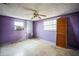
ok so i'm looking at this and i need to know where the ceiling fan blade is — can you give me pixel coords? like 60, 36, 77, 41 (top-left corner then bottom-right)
2, 3, 8, 5
23, 7, 34, 11
1, 3, 10, 5
22, 6, 36, 11
38, 16, 42, 19
39, 14, 47, 17
31, 17, 34, 19
31, 15, 36, 19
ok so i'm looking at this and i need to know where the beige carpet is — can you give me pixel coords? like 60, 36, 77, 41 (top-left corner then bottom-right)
0, 38, 79, 56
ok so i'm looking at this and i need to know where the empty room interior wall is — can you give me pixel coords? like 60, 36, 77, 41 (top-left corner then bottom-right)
0, 15, 33, 44
33, 12, 79, 49
33, 18, 57, 45
67, 12, 79, 49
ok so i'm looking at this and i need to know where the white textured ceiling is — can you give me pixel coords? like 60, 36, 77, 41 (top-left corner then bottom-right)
0, 3, 79, 21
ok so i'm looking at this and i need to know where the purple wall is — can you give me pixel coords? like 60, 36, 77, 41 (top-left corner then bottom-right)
33, 19, 56, 44
33, 12, 79, 49
0, 12, 79, 49
0, 15, 32, 44
67, 12, 79, 49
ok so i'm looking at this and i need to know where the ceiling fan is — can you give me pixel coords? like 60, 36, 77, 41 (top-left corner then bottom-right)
2, 3, 47, 19
23, 7, 47, 19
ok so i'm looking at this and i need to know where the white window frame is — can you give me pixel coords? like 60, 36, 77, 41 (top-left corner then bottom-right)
44, 19, 57, 31
14, 21, 24, 30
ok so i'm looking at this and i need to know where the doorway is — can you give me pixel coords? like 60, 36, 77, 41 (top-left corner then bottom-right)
56, 17, 67, 48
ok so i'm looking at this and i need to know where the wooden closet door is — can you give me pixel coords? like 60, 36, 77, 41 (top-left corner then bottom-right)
56, 17, 67, 48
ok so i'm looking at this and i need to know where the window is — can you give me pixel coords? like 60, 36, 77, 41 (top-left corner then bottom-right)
27, 21, 32, 33
44, 19, 57, 31
27, 21, 33, 36
14, 21, 24, 31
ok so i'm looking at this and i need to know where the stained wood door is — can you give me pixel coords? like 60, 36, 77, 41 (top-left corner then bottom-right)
56, 17, 67, 48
